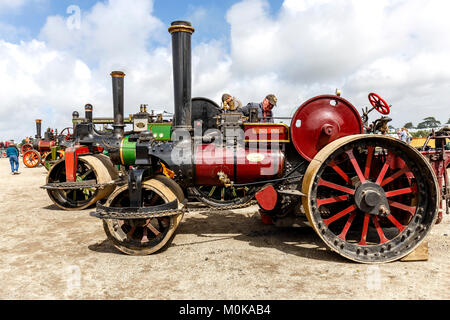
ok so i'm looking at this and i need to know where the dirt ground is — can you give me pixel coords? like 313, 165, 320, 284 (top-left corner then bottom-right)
0, 157, 449, 300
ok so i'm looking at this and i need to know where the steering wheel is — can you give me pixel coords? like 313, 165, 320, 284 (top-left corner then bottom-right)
368, 93, 390, 115
60, 127, 73, 141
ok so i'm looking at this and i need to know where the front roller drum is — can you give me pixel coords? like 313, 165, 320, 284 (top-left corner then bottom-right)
302, 134, 439, 263
46, 154, 119, 210
102, 178, 185, 255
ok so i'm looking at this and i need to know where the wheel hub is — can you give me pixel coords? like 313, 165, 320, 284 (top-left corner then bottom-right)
354, 182, 390, 216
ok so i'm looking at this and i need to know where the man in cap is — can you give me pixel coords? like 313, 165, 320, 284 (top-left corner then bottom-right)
221, 93, 242, 112
6, 143, 19, 174
239, 94, 277, 123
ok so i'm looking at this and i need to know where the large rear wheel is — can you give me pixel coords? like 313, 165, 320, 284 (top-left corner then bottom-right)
302, 134, 439, 263
23, 149, 41, 168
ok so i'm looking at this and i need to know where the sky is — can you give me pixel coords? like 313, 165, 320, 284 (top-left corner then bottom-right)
0, 0, 449, 142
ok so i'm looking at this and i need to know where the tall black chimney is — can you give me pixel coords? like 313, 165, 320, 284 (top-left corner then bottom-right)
168, 21, 194, 131
84, 104, 93, 123
35, 119, 42, 139
111, 71, 125, 138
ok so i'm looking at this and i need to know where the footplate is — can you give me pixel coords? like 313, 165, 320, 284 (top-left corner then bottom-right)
90, 200, 185, 220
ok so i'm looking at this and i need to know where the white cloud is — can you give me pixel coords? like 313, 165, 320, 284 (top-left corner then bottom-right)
224, 0, 450, 127
0, 39, 105, 141
39, 0, 165, 67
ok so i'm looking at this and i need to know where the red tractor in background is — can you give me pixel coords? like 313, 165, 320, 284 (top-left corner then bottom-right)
21, 119, 73, 169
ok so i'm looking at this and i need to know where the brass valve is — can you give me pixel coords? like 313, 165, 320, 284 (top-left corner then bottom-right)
217, 171, 233, 187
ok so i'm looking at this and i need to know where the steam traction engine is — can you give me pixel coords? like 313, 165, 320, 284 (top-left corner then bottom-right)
21, 120, 73, 169
42, 21, 445, 263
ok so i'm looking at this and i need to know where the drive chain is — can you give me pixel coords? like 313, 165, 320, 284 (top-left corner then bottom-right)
93, 199, 259, 220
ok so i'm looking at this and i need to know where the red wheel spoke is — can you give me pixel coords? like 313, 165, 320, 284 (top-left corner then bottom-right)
385, 186, 416, 198
323, 205, 357, 226
380, 167, 410, 187
345, 150, 366, 183
338, 212, 356, 240
387, 214, 406, 232
141, 224, 149, 243
364, 146, 374, 179
317, 195, 350, 207
372, 216, 389, 244
146, 221, 161, 237
358, 213, 370, 246
375, 154, 393, 185
329, 161, 353, 185
388, 200, 416, 215
318, 179, 355, 195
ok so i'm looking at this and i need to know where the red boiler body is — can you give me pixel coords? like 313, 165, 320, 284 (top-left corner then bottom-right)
194, 144, 285, 185
36, 140, 55, 152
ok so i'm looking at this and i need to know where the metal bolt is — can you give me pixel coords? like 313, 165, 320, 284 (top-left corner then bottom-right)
379, 205, 389, 217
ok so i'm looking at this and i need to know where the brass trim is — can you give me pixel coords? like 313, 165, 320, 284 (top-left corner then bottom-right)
119, 138, 124, 165
110, 71, 125, 78
168, 25, 195, 34
243, 122, 289, 129
244, 140, 290, 143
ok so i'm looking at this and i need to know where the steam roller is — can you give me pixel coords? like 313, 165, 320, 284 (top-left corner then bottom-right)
42, 19, 446, 264
45, 153, 119, 210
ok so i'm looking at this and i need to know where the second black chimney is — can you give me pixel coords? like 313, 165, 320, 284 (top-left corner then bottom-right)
111, 71, 125, 138
35, 119, 42, 139
84, 104, 93, 123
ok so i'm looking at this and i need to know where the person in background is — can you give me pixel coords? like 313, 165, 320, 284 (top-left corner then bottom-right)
405, 128, 412, 144
6, 143, 19, 174
400, 128, 412, 144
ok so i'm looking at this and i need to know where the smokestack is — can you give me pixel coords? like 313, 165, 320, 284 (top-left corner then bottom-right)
35, 119, 42, 139
111, 71, 125, 138
84, 104, 93, 123
168, 21, 194, 131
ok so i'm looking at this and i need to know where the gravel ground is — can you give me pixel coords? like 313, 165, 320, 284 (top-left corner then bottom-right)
0, 157, 449, 300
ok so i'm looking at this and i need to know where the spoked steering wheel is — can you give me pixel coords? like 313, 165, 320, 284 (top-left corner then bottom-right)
368, 93, 390, 115
60, 127, 73, 141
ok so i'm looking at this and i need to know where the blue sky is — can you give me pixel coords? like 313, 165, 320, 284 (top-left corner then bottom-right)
0, 0, 284, 45
0, 0, 449, 142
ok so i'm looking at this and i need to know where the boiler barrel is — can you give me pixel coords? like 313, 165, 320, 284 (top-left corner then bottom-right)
194, 144, 285, 185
